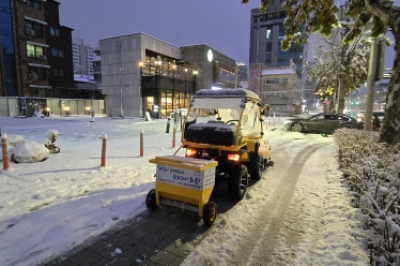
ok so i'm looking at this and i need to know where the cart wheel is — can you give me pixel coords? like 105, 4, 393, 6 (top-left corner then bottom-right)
228, 164, 248, 200
146, 189, 158, 210
251, 152, 264, 181
203, 202, 217, 227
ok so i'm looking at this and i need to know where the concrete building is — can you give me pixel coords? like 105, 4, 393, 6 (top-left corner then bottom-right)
72, 38, 94, 76
249, 1, 305, 79
260, 61, 302, 116
100, 33, 241, 118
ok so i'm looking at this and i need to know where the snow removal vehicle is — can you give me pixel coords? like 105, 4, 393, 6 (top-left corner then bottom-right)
146, 88, 272, 226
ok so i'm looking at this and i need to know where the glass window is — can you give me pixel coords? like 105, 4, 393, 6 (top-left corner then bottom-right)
35, 46, 44, 57
50, 27, 60, 36
27, 44, 35, 57
38, 88, 46, 97
266, 26, 273, 40
51, 48, 64, 58
25, 21, 43, 37
266, 42, 272, 52
28, 67, 46, 80
28, 1, 41, 10
53, 68, 65, 77
27, 44, 44, 58
266, 53, 272, 63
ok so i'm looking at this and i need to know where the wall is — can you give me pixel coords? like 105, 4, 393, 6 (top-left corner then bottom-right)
100, 33, 181, 118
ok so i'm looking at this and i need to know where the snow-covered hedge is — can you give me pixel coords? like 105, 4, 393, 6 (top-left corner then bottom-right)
334, 128, 400, 265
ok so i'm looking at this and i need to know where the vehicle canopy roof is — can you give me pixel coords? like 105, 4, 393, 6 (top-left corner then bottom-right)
190, 88, 261, 109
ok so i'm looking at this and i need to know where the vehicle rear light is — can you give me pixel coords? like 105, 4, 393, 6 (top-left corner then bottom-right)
185, 149, 197, 157
227, 153, 240, 161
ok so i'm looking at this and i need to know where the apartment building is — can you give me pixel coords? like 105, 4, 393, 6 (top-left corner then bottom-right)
249, 1, 305, 78
0, 0, 94, 116
72, 38, 94, 76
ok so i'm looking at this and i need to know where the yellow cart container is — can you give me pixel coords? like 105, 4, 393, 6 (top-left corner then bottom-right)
146, 155, 218, 226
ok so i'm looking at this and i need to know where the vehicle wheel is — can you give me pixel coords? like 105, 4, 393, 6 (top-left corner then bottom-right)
146, 189, 158, 210
291, 122, 303, 132
203, 201, 217, 227
228, 164, 248, 200
251, 152, 264, 181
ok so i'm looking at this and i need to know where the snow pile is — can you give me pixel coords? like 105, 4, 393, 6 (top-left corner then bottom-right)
12, 140, 49, 163
334, 128, 400, 265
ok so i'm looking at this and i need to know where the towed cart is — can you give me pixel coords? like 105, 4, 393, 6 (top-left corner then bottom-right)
147, 155, 218, 226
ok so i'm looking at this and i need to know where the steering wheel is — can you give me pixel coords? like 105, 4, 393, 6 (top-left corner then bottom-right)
226, 119, 239, 125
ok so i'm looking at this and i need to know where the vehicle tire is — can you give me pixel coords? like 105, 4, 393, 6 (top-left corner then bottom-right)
228, 164, 248, 200
203, 201, 217, 227
291, 122, 303, 132
251, 152, 264, 181
146, 189, 158, 210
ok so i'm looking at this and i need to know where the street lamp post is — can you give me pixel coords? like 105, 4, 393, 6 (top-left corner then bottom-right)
119, 42, 124, 118
184, 68, 187, 107
138, 61, 143, 116
193, 70, 198, 94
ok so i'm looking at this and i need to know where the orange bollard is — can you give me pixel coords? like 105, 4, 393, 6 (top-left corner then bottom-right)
2, 134, 10, 170
265, 119, 268, 130
140, 130, 144, 156
273, 117, 276, 127
268, 118, 270, 127
101, 134, 107, 167
172, 126, 176, 148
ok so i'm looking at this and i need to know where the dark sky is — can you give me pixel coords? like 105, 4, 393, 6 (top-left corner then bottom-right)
57, 0, 397, 68
56, 0, 260, 65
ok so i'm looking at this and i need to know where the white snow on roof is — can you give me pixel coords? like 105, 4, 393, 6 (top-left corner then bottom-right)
262, 68, 296, 75
74, 74, 96, 84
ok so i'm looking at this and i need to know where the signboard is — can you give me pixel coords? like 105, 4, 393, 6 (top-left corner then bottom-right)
156, 164, 215, 190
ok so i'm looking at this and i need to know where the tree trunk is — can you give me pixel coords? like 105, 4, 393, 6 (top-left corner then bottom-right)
379, 21, 400, 145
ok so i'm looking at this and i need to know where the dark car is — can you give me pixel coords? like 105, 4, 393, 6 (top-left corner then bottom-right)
357, 111, 384, 131
284, 113, 364, 134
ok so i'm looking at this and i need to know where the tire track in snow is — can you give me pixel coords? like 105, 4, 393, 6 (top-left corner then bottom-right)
227, 143, 327, 266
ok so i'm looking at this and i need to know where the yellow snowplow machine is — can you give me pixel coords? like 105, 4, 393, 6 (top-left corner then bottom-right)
145, 88, 273, 227
180, 88, 273, 200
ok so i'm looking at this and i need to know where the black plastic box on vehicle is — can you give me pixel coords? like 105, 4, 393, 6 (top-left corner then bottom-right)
185, 121, 239, 146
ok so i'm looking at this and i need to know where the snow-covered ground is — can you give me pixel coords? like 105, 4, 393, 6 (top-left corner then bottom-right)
0, 115, 369, 266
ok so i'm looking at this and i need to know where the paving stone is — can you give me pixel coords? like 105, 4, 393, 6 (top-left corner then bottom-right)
86, 240, 109, 253
119, 238, 142, 253
140, 233, 165, 247
68, 249, 103, 265
151, 250, 178, 265
169, 255, 186, 266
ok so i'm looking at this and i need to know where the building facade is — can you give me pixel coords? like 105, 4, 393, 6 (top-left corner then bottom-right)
72, 38, 94, 76
0, 0, 76, 116
260, 62, 302, 116
249, 1, 305, 79
100, 33, 240, 118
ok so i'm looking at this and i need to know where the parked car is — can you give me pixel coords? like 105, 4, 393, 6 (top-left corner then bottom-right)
284, 113, 364, 134
357, 111, 384, 131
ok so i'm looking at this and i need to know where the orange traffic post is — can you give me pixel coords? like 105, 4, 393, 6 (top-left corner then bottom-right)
273, 117, 276, 127
268, 118, 270, 127
101, 134, 107, 167
172, 126, 176, 148
2, 134, 10, 170
140, 130, 144, 156
265, 119, 269, 130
